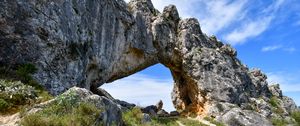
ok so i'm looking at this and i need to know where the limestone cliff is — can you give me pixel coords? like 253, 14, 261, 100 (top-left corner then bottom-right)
0, 0, 299, 125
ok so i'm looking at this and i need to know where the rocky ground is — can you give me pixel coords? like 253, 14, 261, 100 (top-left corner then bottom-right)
1, 0, 300, 125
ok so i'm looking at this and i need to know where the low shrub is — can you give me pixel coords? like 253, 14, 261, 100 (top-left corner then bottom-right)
122, 107, 144, 125
20, 102, 102, 126
16, 63, 37, 82
269, 96, 279, 108
271, 118, 289, 126
0, 79, 52, 114
0, 98, 10, 112
291, 111, 300, 126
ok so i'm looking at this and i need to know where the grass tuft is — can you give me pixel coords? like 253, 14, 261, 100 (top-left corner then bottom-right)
291, 111, 300, 126
20, 102, 102, 126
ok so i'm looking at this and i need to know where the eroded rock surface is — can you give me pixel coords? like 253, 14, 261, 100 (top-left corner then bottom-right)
1, 0, 299, 125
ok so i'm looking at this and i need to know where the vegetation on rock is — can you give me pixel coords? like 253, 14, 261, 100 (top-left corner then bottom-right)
0, 63, 52, 114
292, 111, 300, 126
204, 117, 225, 126
271, 118, 289, 126
20, 102, 102, 126
122, 107, 213, 126
0, 79, 52, 114
20, 88, 104, 126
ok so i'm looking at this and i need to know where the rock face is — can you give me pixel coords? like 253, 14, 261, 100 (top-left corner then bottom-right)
0, 0, 299, 125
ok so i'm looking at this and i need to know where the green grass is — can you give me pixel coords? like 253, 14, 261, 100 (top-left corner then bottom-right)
0, 98, 10, 112
122, 107, 145, 125
269, 96, 279, 108
204, 117, 225, 126
16, 63, 37, 82
20, 102, 102, 126
269, 96, 285, 115
271, 118, 289, 126
292, 111, 300, 126
0, 63, 53, 115
122, 107, 210, 126
0, 79, 53, 114
151, 117, 180, 126
179, 118, 208, 126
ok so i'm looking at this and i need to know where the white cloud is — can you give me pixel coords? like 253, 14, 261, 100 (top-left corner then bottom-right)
152, 0, 249, 35
224, 0, 285, 45
225, 17, 273, 45
125, 0, 286, 45
199, 0, 248, 35
125, 0, 248, 35
267, 72, 300, 92
284, 47, 296, 53
261, 45, 296, 52
261, 45, 282, 52
101, 74, 175, 112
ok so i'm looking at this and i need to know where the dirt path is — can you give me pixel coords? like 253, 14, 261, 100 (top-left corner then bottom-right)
0, 113, 20, 126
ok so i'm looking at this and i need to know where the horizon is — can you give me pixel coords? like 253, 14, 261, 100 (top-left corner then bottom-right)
102, 0, 300, 112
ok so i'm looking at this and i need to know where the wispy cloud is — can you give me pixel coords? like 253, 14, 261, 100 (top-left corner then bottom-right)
194, 0, 248, 35
262, 45, 282, 52
261, 45, 296, 52
294, 20, 300, 26
224, 0, 285, 45
101, 74, 175, 112
225, 17, 273, 45
284, 47, 296, 52
267, 72, 300, 92
125, 0, 247, 35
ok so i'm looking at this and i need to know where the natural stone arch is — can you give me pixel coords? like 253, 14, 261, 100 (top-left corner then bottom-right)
0, 0, 270, 117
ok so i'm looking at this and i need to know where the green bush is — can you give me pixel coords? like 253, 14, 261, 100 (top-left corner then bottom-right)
16, 63, 37, 82
292, 111, 300, 126
36, 90, 53, 103
0, 79, 52, 114
122, 107, 144, 125
20, 102, 102, 126
269, 96, 279, 108
0, 98, 10, 112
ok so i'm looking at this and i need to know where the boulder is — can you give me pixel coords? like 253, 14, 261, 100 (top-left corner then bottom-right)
142, 105, 158, 116
156, 100, 163, 111
114, 99, 136, 111
216, 108, 272, 126
170, 111, 180, 116
24, 87, 123, 126
157, 109, 170, 117
141, 113, 152, 124
268, 84, 283, 98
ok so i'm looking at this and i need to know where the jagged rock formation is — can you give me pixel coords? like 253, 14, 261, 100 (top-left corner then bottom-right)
0, 0, 299, 125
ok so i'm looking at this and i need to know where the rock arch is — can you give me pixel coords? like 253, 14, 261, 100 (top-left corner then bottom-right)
0, 0, 271, 116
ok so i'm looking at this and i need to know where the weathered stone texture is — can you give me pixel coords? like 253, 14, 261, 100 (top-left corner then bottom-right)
1, 0, 299, 125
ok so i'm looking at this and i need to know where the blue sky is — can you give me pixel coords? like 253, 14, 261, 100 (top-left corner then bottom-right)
102, 0, 300, 112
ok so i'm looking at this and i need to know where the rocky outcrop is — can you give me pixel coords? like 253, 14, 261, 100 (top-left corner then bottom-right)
1, 0, 299, 125
23, 87, 123, 126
